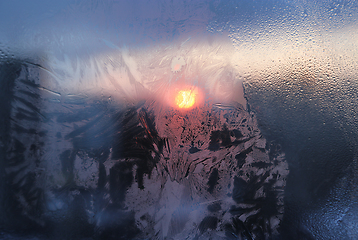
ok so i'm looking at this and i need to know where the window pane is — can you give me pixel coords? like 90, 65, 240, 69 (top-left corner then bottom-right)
0, 1, 357, 239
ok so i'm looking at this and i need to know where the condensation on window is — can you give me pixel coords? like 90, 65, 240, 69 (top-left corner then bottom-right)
0, 1, 358, 239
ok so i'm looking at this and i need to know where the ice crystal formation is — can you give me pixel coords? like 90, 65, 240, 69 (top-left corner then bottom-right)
3, 63, 288, 239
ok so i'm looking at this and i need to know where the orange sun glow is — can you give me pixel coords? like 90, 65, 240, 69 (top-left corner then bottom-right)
175, 90, 196, 109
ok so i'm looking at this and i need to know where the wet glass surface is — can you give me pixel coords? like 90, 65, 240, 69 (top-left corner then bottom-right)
1, 1, 358, 239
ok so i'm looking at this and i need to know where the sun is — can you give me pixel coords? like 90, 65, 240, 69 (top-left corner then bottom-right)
175, 90, 196, 109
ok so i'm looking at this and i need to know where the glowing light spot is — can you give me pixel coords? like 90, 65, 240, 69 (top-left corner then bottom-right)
175, 90, 196, 109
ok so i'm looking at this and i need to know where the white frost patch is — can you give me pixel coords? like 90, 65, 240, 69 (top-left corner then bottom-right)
255, 137, 266, 149
73, 154, 99, 189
